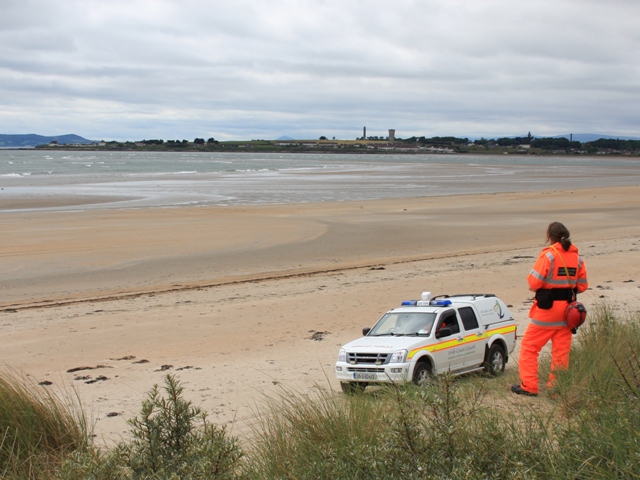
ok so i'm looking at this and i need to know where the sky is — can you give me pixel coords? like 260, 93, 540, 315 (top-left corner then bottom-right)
1, 0, 639, 142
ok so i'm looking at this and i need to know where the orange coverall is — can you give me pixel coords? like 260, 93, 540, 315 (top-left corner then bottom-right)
518, 242, 588, 394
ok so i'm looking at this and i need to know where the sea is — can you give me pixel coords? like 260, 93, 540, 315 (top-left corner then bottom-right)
1, 149, 640, 212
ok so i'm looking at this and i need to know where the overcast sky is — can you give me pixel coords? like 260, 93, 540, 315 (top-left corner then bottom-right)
1, 0, 639, 141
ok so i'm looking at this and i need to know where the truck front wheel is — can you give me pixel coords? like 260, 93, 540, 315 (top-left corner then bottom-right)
484, 344, 506, 375
412, 362, 432, 386
340, 382, 367, 394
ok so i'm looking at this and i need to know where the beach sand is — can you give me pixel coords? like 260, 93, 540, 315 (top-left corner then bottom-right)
1, 185, 639, 445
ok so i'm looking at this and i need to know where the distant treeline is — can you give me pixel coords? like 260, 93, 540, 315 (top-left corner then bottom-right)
139, 138, 218, 146
401, 135, 640, 153
32, 134, 640, 155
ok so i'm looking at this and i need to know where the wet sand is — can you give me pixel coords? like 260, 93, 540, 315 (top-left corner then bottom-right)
1, 185, 639, 444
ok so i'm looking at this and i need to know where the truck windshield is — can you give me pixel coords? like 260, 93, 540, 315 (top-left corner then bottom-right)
368, 312, 437, 336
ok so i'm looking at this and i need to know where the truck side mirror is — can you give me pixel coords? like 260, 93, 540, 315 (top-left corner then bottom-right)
363, 327, 371, 336
436, 326, 452, 339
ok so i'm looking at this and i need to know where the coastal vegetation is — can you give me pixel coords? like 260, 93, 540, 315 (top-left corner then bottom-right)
0, 370, 87, 479
30, 136, 640, 156
2, 303, 640, 478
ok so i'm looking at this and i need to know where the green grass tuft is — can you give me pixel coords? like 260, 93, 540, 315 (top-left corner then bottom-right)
0, 370, 87, 479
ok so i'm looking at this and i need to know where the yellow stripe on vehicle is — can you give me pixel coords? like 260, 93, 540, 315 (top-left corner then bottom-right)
407, 324, 516, 360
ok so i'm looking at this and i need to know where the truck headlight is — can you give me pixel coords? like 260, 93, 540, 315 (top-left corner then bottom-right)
338, 349, 346, 362
389, 349, 407, 363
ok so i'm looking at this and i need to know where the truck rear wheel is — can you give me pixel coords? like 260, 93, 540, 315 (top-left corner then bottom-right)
412, 362, 432, 386
340, 382, 366, 394
484, 344, 505, 375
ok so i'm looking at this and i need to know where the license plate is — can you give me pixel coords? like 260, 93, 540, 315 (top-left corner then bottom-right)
353, 372, 377, 381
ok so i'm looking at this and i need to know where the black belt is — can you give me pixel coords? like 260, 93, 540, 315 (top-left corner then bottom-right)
536, 288, 575, 302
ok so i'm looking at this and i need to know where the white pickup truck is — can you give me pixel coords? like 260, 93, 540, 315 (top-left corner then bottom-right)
335, 293, 517, 393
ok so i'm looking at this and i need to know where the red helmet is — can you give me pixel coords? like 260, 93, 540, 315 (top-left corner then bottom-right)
566, 302, 587, 330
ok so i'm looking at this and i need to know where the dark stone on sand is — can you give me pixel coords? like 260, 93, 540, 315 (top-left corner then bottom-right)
67, 366, 93, 373
133, 359, 150, 364
310, 331, 330, 341
38, 380, 53, 386
85, 376, 108, 384
106, 412, 120, 417
67, 364, 111, 373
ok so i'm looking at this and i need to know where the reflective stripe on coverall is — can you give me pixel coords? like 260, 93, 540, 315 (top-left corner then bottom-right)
518, 242, 588, 394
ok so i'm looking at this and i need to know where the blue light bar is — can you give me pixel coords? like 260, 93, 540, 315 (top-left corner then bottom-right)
401, 300, 418, 306
430, 299, 452, 306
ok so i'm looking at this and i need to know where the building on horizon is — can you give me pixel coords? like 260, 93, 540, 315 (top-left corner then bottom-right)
388, 129, 395, 142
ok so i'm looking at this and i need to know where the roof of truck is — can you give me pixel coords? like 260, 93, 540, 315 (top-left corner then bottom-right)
397, 293, 497, 308
389, 293, 511, 324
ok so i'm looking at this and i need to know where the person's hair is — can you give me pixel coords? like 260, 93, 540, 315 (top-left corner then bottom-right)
547, 222, 572, 251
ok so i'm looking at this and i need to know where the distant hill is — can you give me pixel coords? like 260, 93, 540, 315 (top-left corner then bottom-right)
276, 135, 295, 141
0, 134, 96, 148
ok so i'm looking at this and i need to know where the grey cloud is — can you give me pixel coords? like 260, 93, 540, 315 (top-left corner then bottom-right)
0, 0, 639, 140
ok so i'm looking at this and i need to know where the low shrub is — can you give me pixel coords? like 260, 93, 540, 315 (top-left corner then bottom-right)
59, 374, 243, 479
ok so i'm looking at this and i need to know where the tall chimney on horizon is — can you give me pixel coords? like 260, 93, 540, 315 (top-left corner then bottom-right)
363, 126, 366, 140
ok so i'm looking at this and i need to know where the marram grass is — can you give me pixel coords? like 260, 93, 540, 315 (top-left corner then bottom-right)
0, 370, 87, 479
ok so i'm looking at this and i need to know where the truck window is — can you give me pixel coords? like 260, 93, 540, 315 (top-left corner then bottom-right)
369, 312, 436, 336
459, 307, 480, 330
438, 311, 460, 334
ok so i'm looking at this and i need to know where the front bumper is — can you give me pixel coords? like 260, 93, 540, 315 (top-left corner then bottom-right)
335, 362, 410, 383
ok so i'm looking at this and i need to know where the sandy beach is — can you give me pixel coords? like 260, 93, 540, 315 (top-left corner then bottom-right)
1, 185, 639, 445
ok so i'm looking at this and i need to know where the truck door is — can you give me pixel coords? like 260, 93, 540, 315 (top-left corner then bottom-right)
434, 310, 465, 373
458, 306, 486, 367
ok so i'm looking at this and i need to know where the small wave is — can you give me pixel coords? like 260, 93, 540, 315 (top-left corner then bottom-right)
232, 168, 273, 173
123, 171, 199, 177
1, 172, 31, 177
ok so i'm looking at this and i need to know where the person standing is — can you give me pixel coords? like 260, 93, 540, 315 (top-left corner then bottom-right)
511, 222, 588, 396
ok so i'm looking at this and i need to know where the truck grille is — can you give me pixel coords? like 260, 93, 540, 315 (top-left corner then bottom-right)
347, 352, 390, 365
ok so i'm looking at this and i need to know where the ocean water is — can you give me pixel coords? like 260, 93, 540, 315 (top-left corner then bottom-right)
1, 150, 639, 212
